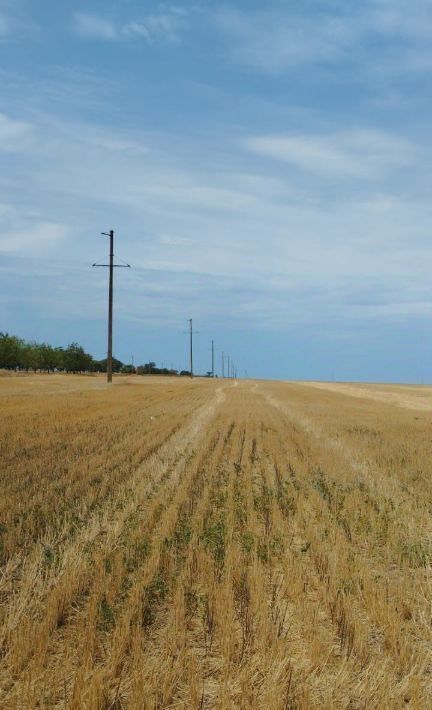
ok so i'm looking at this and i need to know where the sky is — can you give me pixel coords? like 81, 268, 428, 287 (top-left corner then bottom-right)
1, 0, 432, 381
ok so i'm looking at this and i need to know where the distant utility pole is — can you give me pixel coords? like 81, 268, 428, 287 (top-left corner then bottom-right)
211, 339, 214, 377
227, 355, 230, 378
184, 319, 198, 378
93, 229, 130, 383
222, 351, 225, 378
189, 319, 193, 377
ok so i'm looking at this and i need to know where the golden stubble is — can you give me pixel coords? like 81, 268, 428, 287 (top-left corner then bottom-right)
0, 373, 431, 708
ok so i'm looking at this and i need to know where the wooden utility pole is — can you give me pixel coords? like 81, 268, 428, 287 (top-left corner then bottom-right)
93, 230, 130, 383
211, 339, 214, 377
189, 319, 193, 377
183, 319, 199, 377
107, 230, 114, 383
222, 351, 225, 378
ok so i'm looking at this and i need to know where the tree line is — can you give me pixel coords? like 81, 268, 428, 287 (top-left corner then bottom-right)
0, 333, 190, 376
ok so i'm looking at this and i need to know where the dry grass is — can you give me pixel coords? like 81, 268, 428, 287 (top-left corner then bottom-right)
1, 374, 432, 708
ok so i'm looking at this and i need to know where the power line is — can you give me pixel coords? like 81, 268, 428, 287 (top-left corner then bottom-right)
92, 229, 130, 384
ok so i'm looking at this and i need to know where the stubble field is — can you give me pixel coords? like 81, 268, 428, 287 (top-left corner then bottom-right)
1, 374, 432, 709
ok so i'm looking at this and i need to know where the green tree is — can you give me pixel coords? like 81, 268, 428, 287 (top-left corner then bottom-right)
121, 364, 135, 374
22, 343, 41, 371
94, 357, 123, 373
0, 333, 24, 369
63, 343, 93, 372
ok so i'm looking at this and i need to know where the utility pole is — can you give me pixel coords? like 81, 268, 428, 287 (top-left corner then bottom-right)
222, 351, 225, 378
227, 355, 230, 378
183, 319, 198, 377
92, 230, 130, 383
189, 319, 193, 377
211, 339, 214, 377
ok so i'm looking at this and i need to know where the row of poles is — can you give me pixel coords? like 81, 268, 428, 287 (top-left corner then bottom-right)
93, 230, 238, 383
188, 320, 237, 379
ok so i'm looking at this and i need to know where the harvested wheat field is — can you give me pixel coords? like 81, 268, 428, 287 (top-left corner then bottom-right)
1, 374, 432, 709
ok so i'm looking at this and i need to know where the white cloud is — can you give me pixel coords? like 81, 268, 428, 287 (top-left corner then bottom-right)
133, 180, 258, 211
0, 203, 13, 218
0, 13, 9, 36
159, 235, 195, 246
369, 0, 432, 40
0, 222, 68, 255
73, 8, 188, 44
73, 12, 117, 40
244, 130, 416, 179
0, 108, 431, 330
80, 132, 149, 156
213, 6, 355, 73
213, 2, 432, 74
0, 112, 34, 151
123, 8, 188, 44
0, 2, 41, 39
24, 112, 150, 157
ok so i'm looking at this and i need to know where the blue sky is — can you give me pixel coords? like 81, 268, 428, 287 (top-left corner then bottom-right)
1, 0, 432, 381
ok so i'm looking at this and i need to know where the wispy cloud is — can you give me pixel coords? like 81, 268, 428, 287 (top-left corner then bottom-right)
212, 6, 355, 73
123, 7, 188, 45
1, 119, 432, 345
368, 0, 432, 40
159, 235, 195, 247
0, 13, 10, 37
73, 12, 116, 40
244, 130, 416, 180
0, 112, 34, 151
213, 1, 432, 74
73, 8, 188, 44
75, 125, 150, 156
0, 3, 41, 41
0, 220, 69, 255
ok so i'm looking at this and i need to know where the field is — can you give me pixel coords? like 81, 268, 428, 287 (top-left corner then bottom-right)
1, 374, 432, 709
